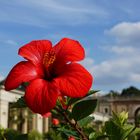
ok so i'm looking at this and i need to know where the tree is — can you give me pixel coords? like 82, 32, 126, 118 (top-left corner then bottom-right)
121, 86, 140, 97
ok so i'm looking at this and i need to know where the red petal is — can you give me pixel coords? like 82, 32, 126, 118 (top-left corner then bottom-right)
18, 40, 52, 65
42, 112, 52, 118
25, 79, 59, 115
53, 38, 85, 63
54, 63, 93, 98
5, 61, 43, 90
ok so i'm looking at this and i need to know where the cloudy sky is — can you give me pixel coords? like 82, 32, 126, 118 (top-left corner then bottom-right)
0, 0, 140, 93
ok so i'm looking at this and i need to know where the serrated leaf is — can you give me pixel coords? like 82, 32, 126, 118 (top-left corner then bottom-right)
11, 96, 27, 108
71, 99, 97, 121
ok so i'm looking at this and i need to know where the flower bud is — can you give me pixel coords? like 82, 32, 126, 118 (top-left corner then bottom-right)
68, 136, 76, 140
52, 118, 60, 125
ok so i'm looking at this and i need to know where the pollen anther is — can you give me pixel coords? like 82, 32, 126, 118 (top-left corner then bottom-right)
43, 51, 56, 67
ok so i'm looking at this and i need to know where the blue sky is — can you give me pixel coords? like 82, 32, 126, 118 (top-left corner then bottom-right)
0, 0, 140, 93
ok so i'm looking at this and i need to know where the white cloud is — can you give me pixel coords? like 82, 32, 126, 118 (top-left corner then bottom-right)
94, 56, 140, 84
81, 57, 94, 71
0, 0, 108, 27
102, 45, 139, 55
130, 74, 140, 82
110, 46, 135, 54
82, 54, 140, 88
82, 22, 140, 91
105, 22, 140, 46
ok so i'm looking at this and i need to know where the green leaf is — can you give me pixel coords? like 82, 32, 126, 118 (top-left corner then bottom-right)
89, 132, 96, 140
67, 90, 99, 107
89, 132, 108, 140
4, 129, 19, 140
11, 96, 27, 108
112, 111, 128, 126
57, 128, 79, 139
121, 125, 135, 140
104, 112, 136, 140
71, 99, 97, 121
67, 98, 81, 106
15, 134, 28, 140
104, 121, 121, 140
104, 121, 134, 140
86, 90, 99, 97
78, 116, 94, 127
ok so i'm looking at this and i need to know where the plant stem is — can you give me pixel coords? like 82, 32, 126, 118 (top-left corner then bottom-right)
55, 107, 89, 140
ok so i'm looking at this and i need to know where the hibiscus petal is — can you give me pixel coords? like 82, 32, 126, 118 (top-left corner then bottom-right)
5, 61, 43, 90
54, 63, 93, 98
42, 112, 52, 118
53, 38, 85, 63
25, 79, 59, 115
18, 40, 52, 65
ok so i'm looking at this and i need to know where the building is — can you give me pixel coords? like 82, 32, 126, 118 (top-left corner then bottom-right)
0, 81, 49, 133
96, 96, 140, 123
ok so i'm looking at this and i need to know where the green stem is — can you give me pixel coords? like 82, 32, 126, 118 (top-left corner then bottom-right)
55, 107, 89, 140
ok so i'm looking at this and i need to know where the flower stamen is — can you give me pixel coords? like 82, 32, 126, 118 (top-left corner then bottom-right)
43, 51, 56, 67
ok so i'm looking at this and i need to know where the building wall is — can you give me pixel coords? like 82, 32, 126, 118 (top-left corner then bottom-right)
0, 86, 49, 133
97, 97, 140, 123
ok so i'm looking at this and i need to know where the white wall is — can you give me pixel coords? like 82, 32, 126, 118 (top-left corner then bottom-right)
0, 86, 23, 128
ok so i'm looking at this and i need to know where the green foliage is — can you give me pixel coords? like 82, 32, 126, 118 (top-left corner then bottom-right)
112, 111, 128, 126
28, 130, 43, 140
44, 129, 64, 140
57, 127, 79, 139
1, 89, 140, 140
71, 99, 97, 121
78, 116, 94, 127
89, 132, 108, 140
11, 96, 27, 108
86, 111, 140, 140
103, 111, 135, 140
87, 90, 100, 97
0, 128, 19, 140
105, 90, 120, 97
15, 134, 28, 140
128, 128, 140, 140
105, 86, 140, 97
0, 128, 43, 140
121, 86, 140, 97
67, 90, 98, 107
0, 127, 5, 140
67, 97, 81, 107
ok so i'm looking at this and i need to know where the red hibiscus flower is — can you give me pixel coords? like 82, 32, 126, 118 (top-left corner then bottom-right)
5, 38, 93, 115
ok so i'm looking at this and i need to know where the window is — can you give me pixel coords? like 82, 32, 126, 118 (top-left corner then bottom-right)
104, 108, 108, 114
